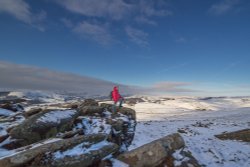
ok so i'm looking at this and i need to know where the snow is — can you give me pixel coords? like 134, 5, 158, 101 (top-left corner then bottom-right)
128, 96, 250, 167
1, 93, 250, 166
0, 138, 62, 159
8, 91, 65, 103
36, 110, 77, 124
7, 92, 25, 98
111, 158, 129, 167
0, 108, 14, 117
0, 148, 15, 158
81, 117, 112, 135
54, 140, 111, 159
117, 114, 130, 122
173, 149, 190, 166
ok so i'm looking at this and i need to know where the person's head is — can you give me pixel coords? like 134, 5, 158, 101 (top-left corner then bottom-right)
113, 86, 118, 91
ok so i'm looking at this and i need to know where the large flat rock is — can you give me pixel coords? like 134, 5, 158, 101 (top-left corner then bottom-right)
9, 110, 79, 146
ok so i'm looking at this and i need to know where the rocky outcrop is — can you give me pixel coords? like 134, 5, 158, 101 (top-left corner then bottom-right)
107, 114, 136, 151
0, 134, 108, 167
76, 102, 136, 152
118, 133, 185, 167
215, 129, 250, 142
0, 98, 137, 167
9, 110, 79, 146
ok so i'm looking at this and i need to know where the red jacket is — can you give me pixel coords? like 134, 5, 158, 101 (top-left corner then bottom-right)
112, 86, 121, 103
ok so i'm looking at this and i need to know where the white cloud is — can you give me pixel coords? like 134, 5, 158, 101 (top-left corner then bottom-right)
209, 0, 240, 15
0, 0, 46, 31
0, 61, 200, 96
134, 16, 157, 26
57, 0, 132, 20
56, 0, 172, 46
0, 61, 137, 96
61, 18, 74, 28
57, 0, 171, 21
73, 21, 113, 45
138, 0, 172, 17
125, 26, 148, 47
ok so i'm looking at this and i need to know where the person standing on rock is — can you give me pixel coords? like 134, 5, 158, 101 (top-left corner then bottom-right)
111, 86, 123, 113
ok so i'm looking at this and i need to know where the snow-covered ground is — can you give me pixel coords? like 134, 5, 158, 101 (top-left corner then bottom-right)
1, 92, 250, 166
128, 96, 250, 167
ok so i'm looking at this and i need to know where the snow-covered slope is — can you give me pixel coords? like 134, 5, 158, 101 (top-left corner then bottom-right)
128, 96, 250, 167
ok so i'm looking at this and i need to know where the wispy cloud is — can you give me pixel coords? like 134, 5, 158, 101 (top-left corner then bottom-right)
134, 16, 157, 26
175, 37, 187, 43
160, 62, 189, 73
56, 0, 171, 46
150, 82, 194, 93
60, 18, 74, 28
0, 0, 46, 31
73, 21, 113, 45
209, 0, 241, 15
57, 0, 132, 20
125, 26, 149, 47
134, 81, 198, 95
138, 0, 172, 17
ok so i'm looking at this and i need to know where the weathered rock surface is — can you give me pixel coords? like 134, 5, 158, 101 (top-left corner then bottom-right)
0, 98, 27, 105
118, 133, 185, 167
0, 103, 24, 112
158, 149, 201, 167
99, 103, 113, 111
24, 108, 43, 118
215, 129, 250, 142
9, 110, 79, 146
79, 99, 99, 107
34, 142, 119, 167
118, 107, 136, 120
0, 134, 107, 167
0, 134, 9, 143
44, 102, 80, 109
106, 114, 136, 150
78, 106, 104, 116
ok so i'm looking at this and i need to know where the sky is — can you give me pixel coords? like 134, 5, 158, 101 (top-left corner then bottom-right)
0, 0, 250, 96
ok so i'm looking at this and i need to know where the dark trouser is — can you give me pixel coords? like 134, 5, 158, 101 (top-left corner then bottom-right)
113, 98, 123, 113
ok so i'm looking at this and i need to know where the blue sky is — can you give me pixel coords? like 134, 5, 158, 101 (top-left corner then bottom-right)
0, 0, 250, 95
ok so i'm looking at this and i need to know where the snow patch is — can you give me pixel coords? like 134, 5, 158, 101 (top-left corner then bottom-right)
0, 108, 14, 117
82, 117, 111, 135
36, 110, 77, 124
54, 141, 111, 159
111, 158, 129, 167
